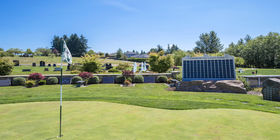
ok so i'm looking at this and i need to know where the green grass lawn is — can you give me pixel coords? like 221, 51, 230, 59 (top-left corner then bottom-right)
236, 68, 280, 76
11, 65, 71, 75
1, 101, 280, 140
1, 84, 280, 114
5, 56, 134, 65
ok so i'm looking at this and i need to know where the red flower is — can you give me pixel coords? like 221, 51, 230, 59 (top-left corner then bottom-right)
28, 73, 45, 80
79, 72, 93, 79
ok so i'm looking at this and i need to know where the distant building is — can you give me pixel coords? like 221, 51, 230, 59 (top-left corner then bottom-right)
182, 54, 236, 81
129, 54, 149, 58
124, 51, 137, 58
124, 51, 149, 58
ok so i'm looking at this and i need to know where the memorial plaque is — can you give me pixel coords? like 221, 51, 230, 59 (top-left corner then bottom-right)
144, 76, 155, 83
40, 61, 45, 67
54, 68, 61, 71
22, 69, 31, 72
61, 77, 72, 84
102, 77, 114, 84
0, 79, 11, 86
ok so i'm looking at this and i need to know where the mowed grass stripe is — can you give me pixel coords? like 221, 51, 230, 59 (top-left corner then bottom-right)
0, 101, 280, 140
1, 84, 280, 114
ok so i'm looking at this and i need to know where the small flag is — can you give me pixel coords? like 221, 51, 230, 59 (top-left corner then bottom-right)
62, 41, 72, 64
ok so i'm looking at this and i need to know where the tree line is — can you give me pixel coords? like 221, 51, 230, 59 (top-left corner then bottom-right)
1, 31, 280, 68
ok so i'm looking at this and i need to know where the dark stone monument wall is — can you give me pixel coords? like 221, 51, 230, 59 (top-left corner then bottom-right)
0, 73, 175, 86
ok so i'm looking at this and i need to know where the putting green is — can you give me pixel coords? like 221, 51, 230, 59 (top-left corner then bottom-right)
1, 101, 280, 140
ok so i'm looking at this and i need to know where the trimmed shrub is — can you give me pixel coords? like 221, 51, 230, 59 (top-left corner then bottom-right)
28, 73, 45, 80
81, 54, 101, 73
122, 70, 134, 76
88, 76, 99, 84
133, 75, 144, 83
116, 63, 130, 71
47, 77, 58, 85
149, 53, 174, 73
126, 77, 132, 83
25, 80, 36, 88
71, 76, 83, 84
38, 80, 46, 85
12, 77, 26, 86
0, 58, 13, 75
115, 75, 125, 84
174, 74, 182, 81
157, 76, 168, 83
79, 72, 93, 80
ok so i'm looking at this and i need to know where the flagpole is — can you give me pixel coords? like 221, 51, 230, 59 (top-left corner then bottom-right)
59, 41, 63, 137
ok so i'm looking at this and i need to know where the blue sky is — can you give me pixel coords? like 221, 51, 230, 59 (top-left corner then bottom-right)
0, 0, 279, 53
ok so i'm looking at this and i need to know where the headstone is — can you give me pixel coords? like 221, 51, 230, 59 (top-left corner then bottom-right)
48, 64, 51, 67
105, 63, 113, 70
13, 60, 19, 66
144, 76, 155, 83
32, 63, 36, 67
54, 68, 61, 71
262, 78, 280, 101
44, 68, 49, 71
40, 61, 45, 67
0, 78, 11, 86
61, 77, 72, 84
67, 64, 71, 71
22, 69, 31, 72
102, 77, 114, 84
53, 64, 56, 67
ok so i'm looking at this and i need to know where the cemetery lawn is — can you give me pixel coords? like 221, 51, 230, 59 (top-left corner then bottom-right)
1, 101, 280, 140
236, 68, 280, 76
1, 84, 280, 114
5, 56, 134, 65
11, 65, 71, 75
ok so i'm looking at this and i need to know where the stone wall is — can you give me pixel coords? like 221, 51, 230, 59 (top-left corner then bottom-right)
0, 72, 176, 86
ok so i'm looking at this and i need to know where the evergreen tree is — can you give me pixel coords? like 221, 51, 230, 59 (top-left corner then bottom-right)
116, 48, 123, 59
194, 31, 223, 53
51, 34, 89, 57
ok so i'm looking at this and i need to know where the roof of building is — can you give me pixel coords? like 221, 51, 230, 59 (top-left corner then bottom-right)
130, 54, 149, 58
183, 54, 234, 60
124, 51, 137, 55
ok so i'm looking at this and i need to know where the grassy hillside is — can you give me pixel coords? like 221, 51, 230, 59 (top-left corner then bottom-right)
4, 56, 134, 65
1, 101, 280, 140
1, 84, 280, 114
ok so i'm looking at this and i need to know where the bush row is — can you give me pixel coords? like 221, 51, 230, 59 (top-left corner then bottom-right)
11, 73, 169, 87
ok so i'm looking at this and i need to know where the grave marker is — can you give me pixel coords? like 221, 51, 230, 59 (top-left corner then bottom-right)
61, 77, 72, 84
102, 77, 114, 84
40, 61, 45, 67
144, 76, 155, 83
0, 78, 11, 86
